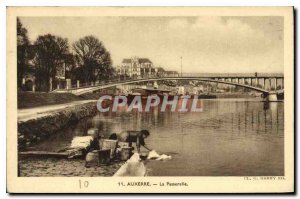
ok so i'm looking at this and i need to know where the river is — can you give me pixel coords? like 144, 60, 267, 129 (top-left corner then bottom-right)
32, 98, 284, 176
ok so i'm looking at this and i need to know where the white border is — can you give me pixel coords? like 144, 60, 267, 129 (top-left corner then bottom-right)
1, 0, 298, 198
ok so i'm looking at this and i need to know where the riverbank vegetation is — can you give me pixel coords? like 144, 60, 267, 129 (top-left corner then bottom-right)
18, 92, 99, 109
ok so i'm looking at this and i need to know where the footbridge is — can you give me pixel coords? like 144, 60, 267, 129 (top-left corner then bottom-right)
53, 74, 284, 101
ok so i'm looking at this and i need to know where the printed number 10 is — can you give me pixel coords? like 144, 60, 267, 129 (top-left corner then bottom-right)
79, 180, 89, 189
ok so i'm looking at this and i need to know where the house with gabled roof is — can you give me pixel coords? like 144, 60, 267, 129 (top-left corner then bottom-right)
120, 57, 155, 78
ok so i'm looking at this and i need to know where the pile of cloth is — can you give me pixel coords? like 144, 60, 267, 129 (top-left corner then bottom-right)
113, 153, 146, 176
70, 136, 93, 148
147, 150, 172, 161
67, 136, 93, 158
113, 151, 172, 176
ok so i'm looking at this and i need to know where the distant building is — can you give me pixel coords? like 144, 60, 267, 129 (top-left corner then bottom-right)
19, 48, 73, 91
119, 57, 155, 78
21, 60, 36, 91
116, 57, 180, 80
164, 71, 179, 77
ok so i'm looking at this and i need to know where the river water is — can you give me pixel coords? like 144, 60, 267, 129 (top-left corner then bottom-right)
33, 98, 284, 176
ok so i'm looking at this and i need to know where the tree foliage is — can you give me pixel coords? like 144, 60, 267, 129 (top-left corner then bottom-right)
17, 24, 115, 91
17, 17, 31, 88
33, 34, 69, 91
72, 35, 114, 83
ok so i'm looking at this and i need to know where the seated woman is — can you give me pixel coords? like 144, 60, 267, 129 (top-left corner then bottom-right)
89, 130, 100, 151
109, 130, 151, 153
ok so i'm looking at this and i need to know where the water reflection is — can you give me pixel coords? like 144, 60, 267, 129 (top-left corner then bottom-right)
34, 99, 284, 176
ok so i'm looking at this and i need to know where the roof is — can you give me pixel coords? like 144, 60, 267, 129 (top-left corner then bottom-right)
122, 59, 132, 64
121, 58, 152, 64
138, 58, 152, 64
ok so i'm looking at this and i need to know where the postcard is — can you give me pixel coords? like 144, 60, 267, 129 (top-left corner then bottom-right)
7, 6, 294, 193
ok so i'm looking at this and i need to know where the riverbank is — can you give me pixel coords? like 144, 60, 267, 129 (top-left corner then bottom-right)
19, 158, 123, 177
18, 100, 98, 151
17, 96, 126, 177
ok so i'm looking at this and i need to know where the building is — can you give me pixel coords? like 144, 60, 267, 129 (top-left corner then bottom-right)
164, 70, 179, 77
20, 50, 73, 92
21, 60, 36, 91
119, 57, 155, 78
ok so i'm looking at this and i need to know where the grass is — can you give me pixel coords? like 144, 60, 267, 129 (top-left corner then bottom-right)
17, 92, 100, 109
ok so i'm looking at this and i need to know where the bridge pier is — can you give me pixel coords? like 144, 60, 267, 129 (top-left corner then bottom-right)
262, 91, 282, 102
265, 92, 278, 102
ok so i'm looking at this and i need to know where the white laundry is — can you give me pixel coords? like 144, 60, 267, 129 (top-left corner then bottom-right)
70, 136, 93, 149
127, 153, 141, 162
147, 150, 160, 159
156, 154, 172, 161
147, 150, 172, 161
114, 153, 146, 176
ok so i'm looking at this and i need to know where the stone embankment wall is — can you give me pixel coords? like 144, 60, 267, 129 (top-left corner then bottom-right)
18, 102, 97, 151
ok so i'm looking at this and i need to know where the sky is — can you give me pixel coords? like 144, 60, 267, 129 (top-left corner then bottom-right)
20, 16, 283, 73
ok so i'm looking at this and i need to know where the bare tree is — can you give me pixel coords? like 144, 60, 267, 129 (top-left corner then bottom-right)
72, 35, 114, 84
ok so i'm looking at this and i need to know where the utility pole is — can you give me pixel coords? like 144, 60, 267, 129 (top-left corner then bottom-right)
180, 56, 183, 77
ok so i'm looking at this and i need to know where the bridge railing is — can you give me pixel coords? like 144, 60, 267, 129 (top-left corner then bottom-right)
181, 73, 284, 78
63, 76, 161, 91
53, 74, 284, 92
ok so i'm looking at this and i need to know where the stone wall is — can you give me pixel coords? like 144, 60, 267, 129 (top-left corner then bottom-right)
18, 102, 97, 151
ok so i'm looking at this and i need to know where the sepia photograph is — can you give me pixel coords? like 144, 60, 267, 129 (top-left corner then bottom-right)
6, 6, 294, 193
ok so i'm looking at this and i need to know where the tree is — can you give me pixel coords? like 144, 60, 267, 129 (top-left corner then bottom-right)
33, 34, 69, 92
72, 35, 114, 84
17, 18, 30, 88
64, 53, 76, 80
